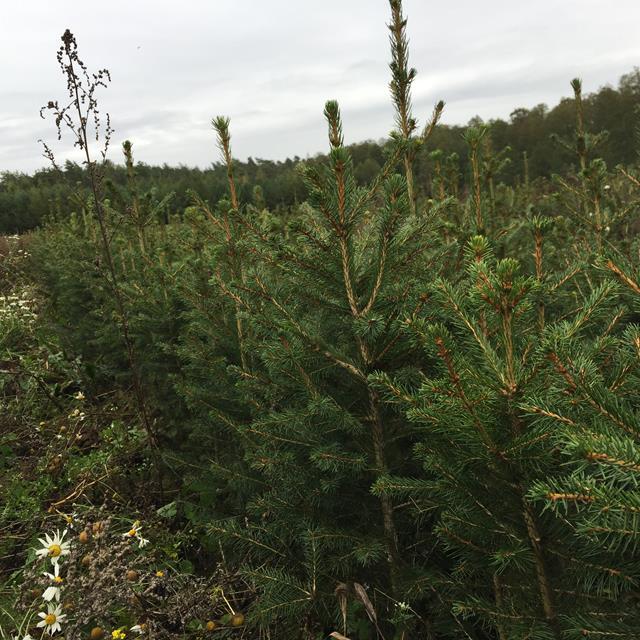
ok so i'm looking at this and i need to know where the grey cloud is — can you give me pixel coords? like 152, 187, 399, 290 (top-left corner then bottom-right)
2, 0, 640, 173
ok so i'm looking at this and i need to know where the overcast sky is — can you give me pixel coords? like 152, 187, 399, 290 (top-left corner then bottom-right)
2, 0, 640, 174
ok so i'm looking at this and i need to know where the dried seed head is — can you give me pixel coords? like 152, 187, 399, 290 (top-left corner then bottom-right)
230, 613, 245, 627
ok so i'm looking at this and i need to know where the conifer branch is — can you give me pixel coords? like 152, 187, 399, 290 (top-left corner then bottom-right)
605, 259, 640, 295
212, 115, 249, 372
388, 0, 417, 214
249, 275, 367, 382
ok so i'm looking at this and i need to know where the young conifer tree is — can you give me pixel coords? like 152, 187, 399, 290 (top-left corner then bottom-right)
207, 107, 446, 638
524, 212, 640, 638
199, 2, 446, 635
168, 118, 257, 514
371, 230, 634, 638
370, 104, 640, 635
552, 78, 617, 255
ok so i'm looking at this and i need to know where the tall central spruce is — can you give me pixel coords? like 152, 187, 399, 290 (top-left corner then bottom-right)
203, 2, 444, 636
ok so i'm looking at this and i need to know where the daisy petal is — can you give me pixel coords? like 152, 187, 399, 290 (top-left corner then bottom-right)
42, 586, 58, 601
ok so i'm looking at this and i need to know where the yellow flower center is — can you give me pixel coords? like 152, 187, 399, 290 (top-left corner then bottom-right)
127, 529, 137, 537
155, 570, 164, 577
44, 613, 57, 625
54, 576, 64, 584
48, 544, 62, 557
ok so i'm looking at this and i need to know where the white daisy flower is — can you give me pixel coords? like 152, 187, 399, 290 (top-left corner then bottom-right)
122, 521, 151, 548
37, 603, 67, 635
42, 563, 64, 601
35, 530, 71, 565
130, 624, 146, 634
123, 520, 142, 539
137, 535, 150, 549
61, 511, 79, 529
123, 521, 149, 546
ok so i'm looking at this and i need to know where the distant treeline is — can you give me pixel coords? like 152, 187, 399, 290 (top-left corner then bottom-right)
2, 67, 639, 233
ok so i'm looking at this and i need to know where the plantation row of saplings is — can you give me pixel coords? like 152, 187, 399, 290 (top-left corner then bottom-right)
1, 2, 640, 639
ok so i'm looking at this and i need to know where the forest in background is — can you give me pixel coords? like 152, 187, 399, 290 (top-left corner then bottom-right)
2, 2, 640, 639
1, 67, 640, 234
